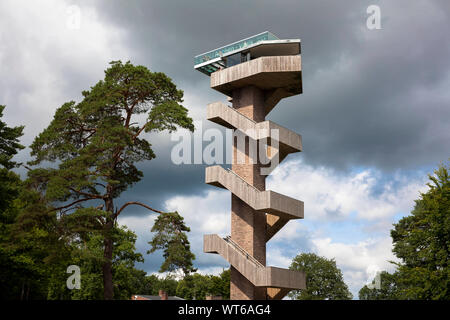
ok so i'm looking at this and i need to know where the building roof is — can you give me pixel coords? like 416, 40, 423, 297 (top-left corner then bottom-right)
132, 294, 184, 300
194, 31, 301, 76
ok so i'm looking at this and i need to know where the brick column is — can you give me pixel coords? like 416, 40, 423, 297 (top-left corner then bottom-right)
230, 86, 267, 300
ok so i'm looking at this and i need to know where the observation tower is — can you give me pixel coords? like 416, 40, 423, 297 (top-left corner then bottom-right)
195, 31, 306, 300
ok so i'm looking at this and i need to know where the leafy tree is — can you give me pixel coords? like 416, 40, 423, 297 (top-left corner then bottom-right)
8, 186, 73, 300
0, 107, 69, 300
27, 61, 194, 299
143, 274, 179, 296
0, 105, 51, 300
0, 105, 24, 214
210, 268, 230, 299
390, 163, 449, 300
288, 253, 352, 300
0, 179, 50, 300
46, 225, 146, 300
0, 105, 24, 170
175, 269, 230, 300
358, 271, 399, 300
176, 273, 210, 300
148, 211, 196, 275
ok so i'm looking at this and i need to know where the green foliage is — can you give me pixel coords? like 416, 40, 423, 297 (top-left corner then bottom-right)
148, 211, 196, 275
28, 60, 194, 206
176, 269, 230, 300
358, 271, 399, 300
176, 274, 209, 300
0, 108, 56, 300
288, 253, 352, 300
46, 225, 146, 300
0, 169, 22, 221
0, 105, 24, 170
0, 105, 24, 213
128, 268, 230, 300
143, 274, 179, 296
26, 60, 195, 299
389, 163, 450, 300
0, 178, 71, 300
213, 268, 230, 299
358, 162, 450, 300
0, 93, 197, 300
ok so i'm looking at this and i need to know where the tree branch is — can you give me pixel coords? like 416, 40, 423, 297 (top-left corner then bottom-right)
22, 164, 32, 171
132, 120, 152, 141
114, 201, 167, 219
49, 197, 93, 213
69, 187, 104, 199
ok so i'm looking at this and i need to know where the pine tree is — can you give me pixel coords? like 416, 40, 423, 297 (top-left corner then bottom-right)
28, 61, 194, 299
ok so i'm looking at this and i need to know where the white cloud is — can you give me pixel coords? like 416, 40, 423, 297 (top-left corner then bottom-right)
269, 219, 310, 242
112, 157, 427, 298
165, 189, 230, 235
117, 213, 157, 257
118, 214, 157, 239
311, 236, 399, 298
164, 189, 230, 269
266, 246, 293, 268
263, 159, 428, 297
267, 159, 427, 221
123, 157, 425, 297
195, 266, 227, 277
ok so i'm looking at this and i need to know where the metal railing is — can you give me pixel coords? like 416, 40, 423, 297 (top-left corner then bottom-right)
222, 103, 257, 124
224, 236, 264, 268
226, 168, 260, 192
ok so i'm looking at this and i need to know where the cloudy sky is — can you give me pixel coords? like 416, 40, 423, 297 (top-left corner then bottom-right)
1, 0, 449, 298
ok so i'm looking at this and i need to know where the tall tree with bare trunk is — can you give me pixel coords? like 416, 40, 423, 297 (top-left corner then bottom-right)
28, 61, 194, 299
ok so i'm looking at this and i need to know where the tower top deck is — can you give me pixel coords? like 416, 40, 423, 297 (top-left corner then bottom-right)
194, 31, 301, 76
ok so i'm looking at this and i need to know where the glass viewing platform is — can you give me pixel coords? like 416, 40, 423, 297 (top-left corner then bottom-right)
194, 31, 300, 76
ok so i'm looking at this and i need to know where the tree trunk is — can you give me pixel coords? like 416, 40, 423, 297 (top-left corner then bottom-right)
26, 282, 30, 300
102, 233, 114, 300
102, 197, 115, 300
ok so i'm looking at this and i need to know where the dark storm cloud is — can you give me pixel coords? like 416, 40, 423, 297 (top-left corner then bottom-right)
91, 0, 364, 83
3, 0, 449, 217
115, 122, 232, 217
117, 157, 208, 216
88, 0, 450, 173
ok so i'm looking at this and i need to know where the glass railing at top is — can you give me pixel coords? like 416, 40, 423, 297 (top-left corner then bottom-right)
194, 31, 279, 66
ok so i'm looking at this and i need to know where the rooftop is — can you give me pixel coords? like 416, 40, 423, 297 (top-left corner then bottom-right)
194, 31, 300, 76
132, 294, 184, 300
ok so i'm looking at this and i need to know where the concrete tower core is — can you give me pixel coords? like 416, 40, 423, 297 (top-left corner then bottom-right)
195, 31, 306, 300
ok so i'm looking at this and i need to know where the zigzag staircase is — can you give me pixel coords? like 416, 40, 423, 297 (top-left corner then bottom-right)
202, 54, 305, 299
205, 165, 303, 240
204, 234, 305, 299
204, 103, 306, 298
